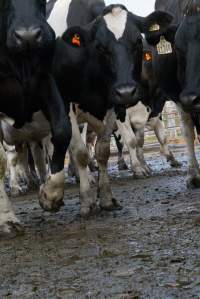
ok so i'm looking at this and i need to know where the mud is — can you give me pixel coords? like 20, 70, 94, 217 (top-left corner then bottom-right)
1, 150, 200, 299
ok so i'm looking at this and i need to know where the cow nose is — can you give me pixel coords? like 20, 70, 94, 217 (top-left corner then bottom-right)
115, 86, 136, 105
14, 27, 42, 46
180, 95, 200, 110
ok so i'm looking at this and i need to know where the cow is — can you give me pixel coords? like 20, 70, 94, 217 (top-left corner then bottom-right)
144, 0, 200, 188
0, 0, 71, 236
46, 0, 174, 216
115, 41, 181, 177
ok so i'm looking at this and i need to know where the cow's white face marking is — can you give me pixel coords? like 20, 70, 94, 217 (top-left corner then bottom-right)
47, 0, 71, 37
104, 7, 127, 40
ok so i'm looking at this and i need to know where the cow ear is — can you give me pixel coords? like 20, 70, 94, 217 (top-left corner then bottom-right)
62, 26, 91, 48
131, 11, 174, 44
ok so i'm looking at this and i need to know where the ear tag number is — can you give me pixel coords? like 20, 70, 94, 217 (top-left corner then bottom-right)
149, 23, 160, 32
157, 36, 172, 55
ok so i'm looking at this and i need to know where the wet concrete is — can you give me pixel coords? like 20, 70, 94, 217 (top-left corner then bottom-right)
1, 150, 200, 299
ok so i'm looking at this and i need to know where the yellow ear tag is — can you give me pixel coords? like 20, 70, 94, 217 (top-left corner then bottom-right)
149, 23, 160, 32
72, 34, 81, 47
143, 51, 153, 62
156, 36, 172, 55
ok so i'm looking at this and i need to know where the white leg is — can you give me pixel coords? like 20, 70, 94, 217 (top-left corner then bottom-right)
150, 117, 181, 167
0, 142, 22, 235
69, 106, 97, 217
116, 117, 148, 178
178, 107, 200, 188
6, 145, 24, 196
95, 111, 122, 210
30, 141, 47, 184
135, 128, 152, 175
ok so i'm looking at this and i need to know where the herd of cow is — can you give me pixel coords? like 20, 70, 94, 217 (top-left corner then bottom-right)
0, 0, 200, 237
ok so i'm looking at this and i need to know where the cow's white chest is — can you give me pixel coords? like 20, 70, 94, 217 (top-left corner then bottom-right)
1, 111, 51, 145
47, 0, 72, 37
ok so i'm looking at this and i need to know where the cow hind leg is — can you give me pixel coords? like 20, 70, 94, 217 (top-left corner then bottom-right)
113, 132, 128, 171
153, 118, 181, 167
6, 147, 23, 196
0, 143, 22, 236
135, 128, 152, 175
116, 120, 149, 178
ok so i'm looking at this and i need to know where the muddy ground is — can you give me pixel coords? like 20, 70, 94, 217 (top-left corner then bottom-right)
1, 148, 200, 299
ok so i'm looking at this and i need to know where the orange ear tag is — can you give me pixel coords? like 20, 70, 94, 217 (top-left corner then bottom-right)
143, 52, 152, 62
72, 34, 81, 47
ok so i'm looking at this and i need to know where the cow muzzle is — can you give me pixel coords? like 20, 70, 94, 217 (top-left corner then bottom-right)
115, 85, 136, 105
14, 27, 42, 49
180, 95, 200, 111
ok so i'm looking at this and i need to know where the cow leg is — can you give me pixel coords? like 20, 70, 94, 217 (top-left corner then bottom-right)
69, 107, 97, 217
116, 119, 148, 178
39, 75, 71, 212
113, 131, 128, 171
0, 142, 22, 235
6, 146, 24, 196
178, 108, 200, 188
135, 128, 152, 175
30, 141, 46, 184
153, 117, 181, 167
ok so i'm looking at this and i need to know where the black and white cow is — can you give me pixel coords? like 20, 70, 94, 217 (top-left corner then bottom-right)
46, 0, 174, 215
0, 0, 71, 235
145, 0, 200, 188
114, 41, 181, 177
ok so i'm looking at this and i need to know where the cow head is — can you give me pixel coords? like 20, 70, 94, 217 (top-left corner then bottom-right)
4, 0, 55, 53
176, 0, 200, 111
62, 5, 173, 107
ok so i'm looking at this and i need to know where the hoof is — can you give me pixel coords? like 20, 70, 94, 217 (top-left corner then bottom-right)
187, 176, 200, 189
10, 186, 26, 197
39, 185, 64, 212
80, 203, 100, 218
133, 167, 149, 179
118, 160, 128, 171
100, 198, 123, 211
170, 160, 182, 168
0, 221, 24, 238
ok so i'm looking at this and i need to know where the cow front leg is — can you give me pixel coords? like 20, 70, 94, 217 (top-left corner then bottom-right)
0, 142, 22, 235
69, 107, 97, 217
96, 136, 121, 211
179, 108, 200, 188
116, 119, 148, 178
153, 117, 181, 167
39, 75, 70, 212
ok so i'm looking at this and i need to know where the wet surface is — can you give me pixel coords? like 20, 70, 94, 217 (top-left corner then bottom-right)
1, 149, 200, 299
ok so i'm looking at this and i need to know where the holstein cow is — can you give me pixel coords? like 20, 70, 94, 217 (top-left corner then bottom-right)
145, 0, 200, 187
47, 0, 174, 215
114, 42, 181, 176
0, 0, 71, 235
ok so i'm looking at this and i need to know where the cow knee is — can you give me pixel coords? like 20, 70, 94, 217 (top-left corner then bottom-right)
96, 141, 110, 165
76, 146, 89, 168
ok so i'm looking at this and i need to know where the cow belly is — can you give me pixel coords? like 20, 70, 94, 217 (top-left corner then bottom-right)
1, 111, 51, 145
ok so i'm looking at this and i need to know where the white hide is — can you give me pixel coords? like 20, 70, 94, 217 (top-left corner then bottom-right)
104, 7, 127, 40
48, 0, 71, 37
